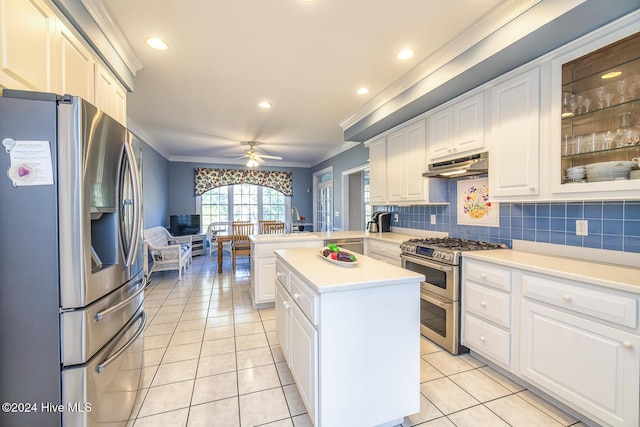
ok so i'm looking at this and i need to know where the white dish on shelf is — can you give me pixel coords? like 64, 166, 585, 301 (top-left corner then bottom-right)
317, 249, 359, 267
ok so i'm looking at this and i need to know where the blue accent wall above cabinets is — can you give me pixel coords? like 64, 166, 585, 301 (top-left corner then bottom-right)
376, 180, 640, 254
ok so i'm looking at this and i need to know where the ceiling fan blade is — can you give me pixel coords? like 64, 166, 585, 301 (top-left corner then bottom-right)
224, 153, 248, 158
255, 156, 266, 164
256, 154, 283, 160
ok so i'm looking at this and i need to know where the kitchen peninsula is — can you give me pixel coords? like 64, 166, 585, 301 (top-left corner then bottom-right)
274, 248, 425, 427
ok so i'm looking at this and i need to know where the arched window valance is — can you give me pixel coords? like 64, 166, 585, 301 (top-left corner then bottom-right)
195, 168, 293, 196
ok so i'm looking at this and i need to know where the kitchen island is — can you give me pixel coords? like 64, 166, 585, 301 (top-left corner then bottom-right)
250, 229, 446, 308
274, 248, 425, 427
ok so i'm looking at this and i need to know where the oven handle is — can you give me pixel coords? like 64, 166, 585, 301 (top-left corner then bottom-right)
421, 290, 453, 309
402, 254, 454, 273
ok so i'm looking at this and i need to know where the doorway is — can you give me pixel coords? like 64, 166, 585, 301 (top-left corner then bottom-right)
313, 167, 333, 232
341, 165, 370, 231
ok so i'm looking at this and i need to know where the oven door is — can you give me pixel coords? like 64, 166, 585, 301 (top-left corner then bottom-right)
401, 254, 458, 301
421, 289, 459, 354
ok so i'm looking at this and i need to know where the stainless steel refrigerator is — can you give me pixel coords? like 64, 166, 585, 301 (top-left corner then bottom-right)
0, 90, 145, 426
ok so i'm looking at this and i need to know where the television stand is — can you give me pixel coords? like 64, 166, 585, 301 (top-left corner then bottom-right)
188, 233, 207, 256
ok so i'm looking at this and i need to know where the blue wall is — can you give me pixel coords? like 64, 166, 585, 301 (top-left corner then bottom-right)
312, 143, 369, 230
376, 179, 640, 254
141, 141, 170, 228
167, 161, 314, 220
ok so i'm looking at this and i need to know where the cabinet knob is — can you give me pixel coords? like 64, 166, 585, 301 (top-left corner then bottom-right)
622, 341, 633, 349
480, 273, 487, 279
480, 301, 487, 308
529, 186, 536, 192
283, 301, 290, 309
562, 294, 572, 302
480, 336, 486, 342
293, 293, 301, 300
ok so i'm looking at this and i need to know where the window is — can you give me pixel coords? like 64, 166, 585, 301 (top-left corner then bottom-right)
199, 184, 289, 231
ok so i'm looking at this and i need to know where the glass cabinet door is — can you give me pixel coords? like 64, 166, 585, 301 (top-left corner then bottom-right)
560, 31, 640, 186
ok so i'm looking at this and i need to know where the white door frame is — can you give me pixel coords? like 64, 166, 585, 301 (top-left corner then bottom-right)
312, 166, 333, 232
341, 164, 369, 231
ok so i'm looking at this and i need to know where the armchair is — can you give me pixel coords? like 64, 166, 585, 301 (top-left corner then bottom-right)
144, 226, 192, 280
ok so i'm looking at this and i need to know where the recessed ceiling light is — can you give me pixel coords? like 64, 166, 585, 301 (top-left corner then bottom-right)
396, 49, 415, 60
145, 37, 168, 51
258, 101, 272, 109
601, 71, 622, 79
356, 87, 370, 95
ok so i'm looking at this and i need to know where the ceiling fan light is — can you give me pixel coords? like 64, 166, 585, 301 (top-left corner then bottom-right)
247, 158, 259, 167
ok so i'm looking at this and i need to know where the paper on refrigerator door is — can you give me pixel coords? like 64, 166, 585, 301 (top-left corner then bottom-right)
5, 140, 54, 186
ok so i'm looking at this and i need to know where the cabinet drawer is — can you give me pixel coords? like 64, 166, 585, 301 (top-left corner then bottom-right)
465, 282, 511, 328
276, 263, 289, 291
522, 274, 638, 329
368, 240, 401, 265
464, 313, 511, 367
464, 259, 511, 291
289, 272, 319, 325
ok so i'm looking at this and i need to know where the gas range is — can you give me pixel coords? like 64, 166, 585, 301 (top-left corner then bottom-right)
400, 237, 508, 266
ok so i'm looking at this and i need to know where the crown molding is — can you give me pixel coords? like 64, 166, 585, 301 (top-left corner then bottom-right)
80, 0, 143, 75
311, 140, 362, 167
127, 119, 172, 160
339, 0, 544, 131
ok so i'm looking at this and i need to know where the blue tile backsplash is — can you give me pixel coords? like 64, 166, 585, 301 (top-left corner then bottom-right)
375, 181, 640, 253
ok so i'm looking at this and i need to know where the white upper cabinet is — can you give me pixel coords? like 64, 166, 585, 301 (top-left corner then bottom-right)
57, 24, 94, 102
387, 119, 428, 203
0, 0, 127, 125
428, 92, 485, 161
548, 16, 640, 200
95, 62, 127, 124
367, 137, 386, 204
0, 0, 57, 91
367, 118, 448, 206
489, 67, 541, 199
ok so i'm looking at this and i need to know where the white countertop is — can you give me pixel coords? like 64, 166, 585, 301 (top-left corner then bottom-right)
463, 250, 640, 295
275, 248, 425, 294
250, 230, 416, 244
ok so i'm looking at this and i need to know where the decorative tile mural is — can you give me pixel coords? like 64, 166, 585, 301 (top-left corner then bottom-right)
375, 180, 640, 253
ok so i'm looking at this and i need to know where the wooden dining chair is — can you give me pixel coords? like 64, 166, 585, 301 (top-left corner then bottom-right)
263, 221, 285, 234
258, 220, 277, 234
231, 221, 254, 271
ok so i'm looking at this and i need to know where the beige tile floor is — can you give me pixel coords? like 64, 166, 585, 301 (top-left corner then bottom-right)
130, 253, 588, 427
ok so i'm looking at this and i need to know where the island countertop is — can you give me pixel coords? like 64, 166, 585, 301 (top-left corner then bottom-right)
249, 229, 447, 244
274, 248, 425, 293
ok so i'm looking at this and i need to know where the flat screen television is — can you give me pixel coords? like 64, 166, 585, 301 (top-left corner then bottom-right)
169, 214, 201, 236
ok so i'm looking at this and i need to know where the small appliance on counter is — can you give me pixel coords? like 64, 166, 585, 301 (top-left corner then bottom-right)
367, 211, 392, 232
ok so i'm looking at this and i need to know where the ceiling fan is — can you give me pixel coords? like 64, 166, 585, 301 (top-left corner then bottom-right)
226, 142, 283, 167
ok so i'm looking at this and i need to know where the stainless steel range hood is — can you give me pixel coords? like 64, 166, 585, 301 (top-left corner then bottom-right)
422, 152, 488, 178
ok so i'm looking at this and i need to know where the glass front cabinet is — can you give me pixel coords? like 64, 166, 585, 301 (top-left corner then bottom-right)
551, 23, 640, 198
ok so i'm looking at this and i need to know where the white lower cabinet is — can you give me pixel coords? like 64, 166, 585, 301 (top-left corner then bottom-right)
251, 240, 322, 308
462, 257, 640, 427
275, 255, 419, 427
367, 239, 401, 267
521, 299, 639, 427
462, 259, 513, 369
289, 300, 318, 424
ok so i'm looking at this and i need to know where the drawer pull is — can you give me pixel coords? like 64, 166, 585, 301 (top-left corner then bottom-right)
480, 336, 486, 342
480, 273, 487, 279
480, 301, 487, 308
293, 293, 301, 300
622, 341, 633, 349
562, 295, 572, 302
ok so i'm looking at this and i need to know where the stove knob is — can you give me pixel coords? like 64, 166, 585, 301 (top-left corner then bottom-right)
433, 250, 441, 260
443, 252, 453, 262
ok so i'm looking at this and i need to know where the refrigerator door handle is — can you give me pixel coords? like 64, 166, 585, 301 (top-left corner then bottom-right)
94, 277, 145, 321
121, 139, 142, 270
97, 310, 146, 374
